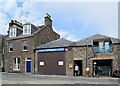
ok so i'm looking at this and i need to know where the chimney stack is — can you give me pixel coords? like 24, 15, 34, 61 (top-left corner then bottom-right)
9, 20, 22, 28
44, 13, 52, 27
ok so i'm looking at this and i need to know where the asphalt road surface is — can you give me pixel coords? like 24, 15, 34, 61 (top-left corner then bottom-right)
1, 72, 120, 85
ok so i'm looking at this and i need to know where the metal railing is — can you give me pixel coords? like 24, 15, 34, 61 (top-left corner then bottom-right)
93, 46, 112, 53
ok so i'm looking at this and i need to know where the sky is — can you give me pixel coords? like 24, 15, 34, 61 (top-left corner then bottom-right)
0, 0, 119, 41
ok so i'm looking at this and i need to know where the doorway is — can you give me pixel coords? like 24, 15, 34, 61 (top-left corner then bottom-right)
26, 58, 31, 73
74, 60, 82, 76
93, 59, 112, 76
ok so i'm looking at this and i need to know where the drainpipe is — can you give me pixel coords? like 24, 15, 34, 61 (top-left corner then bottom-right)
33, 49, 35, 74
86, 40, 89, 77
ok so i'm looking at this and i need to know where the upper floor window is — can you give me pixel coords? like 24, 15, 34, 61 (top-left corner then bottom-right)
8, 42, 13, 52
9, 27, 16, 37
22, 41, 28, 51
23, 25, 31, 35
93, 40, 112, 53
99, 41, 104, 53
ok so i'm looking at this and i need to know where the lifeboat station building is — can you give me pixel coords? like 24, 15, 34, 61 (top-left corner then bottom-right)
34, 34, 120, 77
3, 14, 120, 77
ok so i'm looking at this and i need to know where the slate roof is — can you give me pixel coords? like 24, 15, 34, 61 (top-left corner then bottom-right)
76, 34, 120, 46
37, 34, 120, 49
5, 24, 45, 40
37, 38, 74, 49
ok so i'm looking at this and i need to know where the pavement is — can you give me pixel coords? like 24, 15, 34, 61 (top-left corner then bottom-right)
0, 72, 120, 86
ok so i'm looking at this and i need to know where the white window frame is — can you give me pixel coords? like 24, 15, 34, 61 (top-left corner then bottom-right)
13, 58, 20, 71
58, 61, 64, 66
3, 47, 4, 55
23, 25, 31, 35
22, 46, 27, 51
1, 60, 3, 67
8, 42, 13, 52
22, 41, 28, 51
39, 61, 44, 66
9, 27, 16, 37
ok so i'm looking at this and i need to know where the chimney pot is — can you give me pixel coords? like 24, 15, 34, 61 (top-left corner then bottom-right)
44, 13, 52, 27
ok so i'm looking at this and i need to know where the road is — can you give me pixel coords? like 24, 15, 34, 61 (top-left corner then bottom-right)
1, 72, 120, 85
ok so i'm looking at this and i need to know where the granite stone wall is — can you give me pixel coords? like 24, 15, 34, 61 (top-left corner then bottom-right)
4, 25, 60, 73
66, 44, 120, 77
112, 44, 120, 72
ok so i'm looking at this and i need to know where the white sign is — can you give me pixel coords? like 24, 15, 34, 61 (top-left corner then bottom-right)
40, 62, 44, 66
58, 61, 64, 66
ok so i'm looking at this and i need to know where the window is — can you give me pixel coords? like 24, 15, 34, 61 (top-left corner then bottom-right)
58, 61, 64, 66
13, 58, 20, 70
3, 47, 4, 55
23, 25, 31, 35
8, 42, 13, 52
22, 41, 28, 51
39, 61, 44, 66
1, 60, 3, 67
9, 27, 16, 37
105, 42, 110, 52
99, 41, 104, 53
93, 41, 112, 53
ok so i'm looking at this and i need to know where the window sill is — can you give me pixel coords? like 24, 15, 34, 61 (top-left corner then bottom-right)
13, 69, 20, 71
22, 50, 28, 52
9, 51, 13, 53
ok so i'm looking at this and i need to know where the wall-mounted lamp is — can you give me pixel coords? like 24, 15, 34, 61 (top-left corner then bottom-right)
69, 59, 72, 62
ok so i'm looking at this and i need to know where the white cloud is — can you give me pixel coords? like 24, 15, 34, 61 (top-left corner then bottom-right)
0, 1, 44, 34
53, 27, 79, 41
0, 11, 9, 34
0, 0, 17, 34
79, 2, 118, 38
0, 1, 118, 41
2, 0, 17, 13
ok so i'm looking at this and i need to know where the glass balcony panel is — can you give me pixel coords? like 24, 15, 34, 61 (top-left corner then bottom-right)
93, 46, 112, 53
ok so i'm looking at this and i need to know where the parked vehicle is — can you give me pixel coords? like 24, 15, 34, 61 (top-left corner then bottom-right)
113, 69, 120, 78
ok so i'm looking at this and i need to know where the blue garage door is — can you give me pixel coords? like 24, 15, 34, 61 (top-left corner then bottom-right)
26, 61, 31, 73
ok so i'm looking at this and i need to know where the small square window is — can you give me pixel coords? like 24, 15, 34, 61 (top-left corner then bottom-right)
23, 46, 27, 51
58, 61, 64, 66
40, 62, 44, 66
9, 48, 13, 52
8, 42, 13, 52
22, 41, 28, 51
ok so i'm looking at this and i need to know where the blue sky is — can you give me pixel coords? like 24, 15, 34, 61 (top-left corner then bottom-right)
0, 0, 118, 41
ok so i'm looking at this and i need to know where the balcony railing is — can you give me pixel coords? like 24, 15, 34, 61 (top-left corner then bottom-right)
93, 46, 112, 53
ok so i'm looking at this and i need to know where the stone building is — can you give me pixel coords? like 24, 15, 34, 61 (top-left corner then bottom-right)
71, 34, 120, 77
3, 14, 60, 73
3, 13, 120, 77
35, 34, 120, 77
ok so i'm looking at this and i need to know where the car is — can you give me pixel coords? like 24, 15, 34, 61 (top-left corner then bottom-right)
113, 69, 120, 78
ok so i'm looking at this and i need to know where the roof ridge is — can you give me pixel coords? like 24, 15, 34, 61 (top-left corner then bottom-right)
37, 38, 74, 49
77, 34, 119, 42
